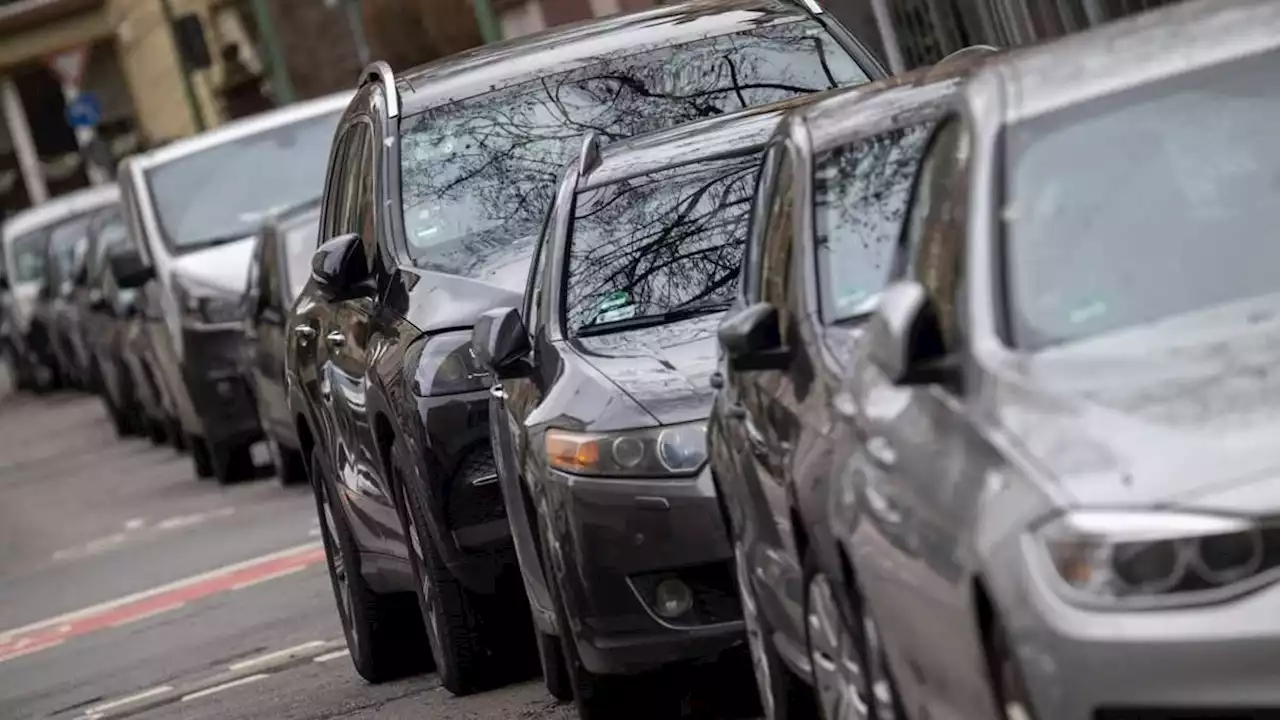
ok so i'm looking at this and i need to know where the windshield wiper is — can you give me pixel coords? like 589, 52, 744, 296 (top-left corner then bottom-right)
576, 300, 732, 338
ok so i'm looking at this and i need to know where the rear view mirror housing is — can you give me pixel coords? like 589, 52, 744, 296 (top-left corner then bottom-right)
109, 248, 155, 289
718, 302, 789, 372
472, 307, 533, 380
311, 233, 372, 298
866, 280, 957, 386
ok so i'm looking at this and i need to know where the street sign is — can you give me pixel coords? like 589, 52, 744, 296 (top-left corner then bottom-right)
47, 47, 90, 90
66, 92, 102, 129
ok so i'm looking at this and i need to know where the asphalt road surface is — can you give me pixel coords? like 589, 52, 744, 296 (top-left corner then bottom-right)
0, 374, 756, 720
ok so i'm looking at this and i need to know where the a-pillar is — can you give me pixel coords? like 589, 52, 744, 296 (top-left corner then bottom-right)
1, 75, 48, 205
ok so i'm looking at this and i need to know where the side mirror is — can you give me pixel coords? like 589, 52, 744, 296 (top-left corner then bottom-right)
122, 296, 141, 318
109, 248, 155, 289
0, 275, 9, 292
472, 307, 533, 380
866, 280, 954, 386
718, 302, 789, 372
311, 233, 371, 297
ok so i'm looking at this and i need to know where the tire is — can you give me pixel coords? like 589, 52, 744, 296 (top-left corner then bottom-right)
395, 446, 528, 696
191, 435, 214, 479
171, 420, 188, 452
148, 418, 168, 445
211, 441, 254, 485
269, 437, 309, 487
536, 627, 574, 702
312, 446, 427, 682
989, 616, 1035, 720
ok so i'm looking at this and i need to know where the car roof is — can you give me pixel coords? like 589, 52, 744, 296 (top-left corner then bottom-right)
395, 0, 823, 116
795, 48, 998, 154
977, 0, 1280, 124
2, 184, 120, 248
126, 91, 353, 171
582, 90, 838, 189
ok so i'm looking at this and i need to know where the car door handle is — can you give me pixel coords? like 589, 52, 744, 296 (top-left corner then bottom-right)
294, 325, 316, 341
325, 331, 345, 347
489, 384, 507, 400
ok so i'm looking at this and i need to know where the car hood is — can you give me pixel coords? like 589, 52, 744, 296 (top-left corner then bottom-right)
170, 238, 256, 295
575, 314, 720, 426
991, 294, 1280, 511
397, 236, 533, 333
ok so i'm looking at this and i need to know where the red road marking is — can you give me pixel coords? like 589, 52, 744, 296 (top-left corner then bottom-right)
0, 545, 326, 664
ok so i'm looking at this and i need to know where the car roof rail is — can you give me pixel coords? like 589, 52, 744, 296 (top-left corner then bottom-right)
362, 61, 400, 118
577, 132, 603, 178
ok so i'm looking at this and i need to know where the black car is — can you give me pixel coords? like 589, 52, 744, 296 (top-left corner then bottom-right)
708, 51, 997, 720
83, 207, 148, 437
36, 210, 99, 390
472, 96, 821, 718
242, 200, 322, 486
287, 0, 885, 696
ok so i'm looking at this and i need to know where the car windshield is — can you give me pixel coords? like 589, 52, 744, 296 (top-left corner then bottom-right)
1003, 49, 1280, 350
282, 216, 320, 299
400, 17, 868, 280
146, 111, 340, 252
565, 155, 760, 337
9, 229, 48, 283
813, 123, 935, 322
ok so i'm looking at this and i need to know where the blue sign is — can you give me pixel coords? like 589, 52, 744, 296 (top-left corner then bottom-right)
66, 92, 102, 129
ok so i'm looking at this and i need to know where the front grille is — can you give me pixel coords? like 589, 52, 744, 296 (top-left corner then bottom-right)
445, 448, 506, 530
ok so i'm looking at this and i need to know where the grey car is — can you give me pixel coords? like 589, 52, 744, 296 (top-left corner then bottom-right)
471, 97, 831, 718
830, 1, 1280, 719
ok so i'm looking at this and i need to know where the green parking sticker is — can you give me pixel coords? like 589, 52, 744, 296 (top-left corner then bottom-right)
599, 291, 630, 312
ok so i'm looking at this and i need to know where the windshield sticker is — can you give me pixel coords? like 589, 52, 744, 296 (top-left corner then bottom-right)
595, 305, 637, 324
598, 291, 630, 312
1068, 299, 1107, 325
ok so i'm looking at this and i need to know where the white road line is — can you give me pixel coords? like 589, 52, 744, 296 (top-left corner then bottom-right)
0, 542, 323, 642
124, 518, 146, 531
0, 638, 63, 663
108, 601, 185, 628
228, 640, 328, 671
230, 564, 307, 591
82, 685, 174, 716
180, 673, 270, 702
313, 648, 350, 663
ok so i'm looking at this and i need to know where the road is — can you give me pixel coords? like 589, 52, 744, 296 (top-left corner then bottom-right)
0, 383, 573, 720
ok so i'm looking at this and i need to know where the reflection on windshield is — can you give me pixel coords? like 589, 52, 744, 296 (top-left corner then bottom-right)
1004, 49, 1280, 350
566, 156, 759, 336
400, 18, 867, 281
10, 231, 47, 283
813, 123, 933, 322
146, 112, 341, 252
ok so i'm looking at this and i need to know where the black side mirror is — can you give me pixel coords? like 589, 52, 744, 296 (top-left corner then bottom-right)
109, 248, 155, 289
472, 307, 533, 380
866, 280, 955, 386
718, 302, 789, 372
122, 296, 141, 318
311, 233, 371, 298
0, 275, 9, 292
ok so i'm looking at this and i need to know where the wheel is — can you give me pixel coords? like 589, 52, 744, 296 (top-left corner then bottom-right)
990, 616, 1035, 720
536, 627, 574, 701
312, 446, 427, 682
211, 441, 254, 485
734, 539, 817, 720
395, 446, 528, 696
191, 435, 214, 479
269, 437, 309, 486
807, 568, 905, 720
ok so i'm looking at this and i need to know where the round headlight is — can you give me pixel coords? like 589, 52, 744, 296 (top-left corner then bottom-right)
612, 436, 644, 468
656, 425, 707, 473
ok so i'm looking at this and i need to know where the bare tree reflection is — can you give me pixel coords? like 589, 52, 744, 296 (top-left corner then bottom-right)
813, 122, 933, 319
565, 156, 759, 334
400, 20, 867, 280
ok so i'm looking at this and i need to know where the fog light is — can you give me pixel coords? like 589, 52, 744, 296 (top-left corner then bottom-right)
654, 578, 693, 619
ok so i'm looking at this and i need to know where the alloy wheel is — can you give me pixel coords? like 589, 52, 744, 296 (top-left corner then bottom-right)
401, 483, 444, 671
807, 573, 870, 720
735, 540, 777, 719
319, 486, 357, 654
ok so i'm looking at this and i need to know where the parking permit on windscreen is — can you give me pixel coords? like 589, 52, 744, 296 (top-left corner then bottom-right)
595, 291, 635, 324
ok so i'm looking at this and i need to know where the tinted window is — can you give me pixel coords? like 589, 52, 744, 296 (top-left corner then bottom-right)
565, 155, 759, 337
813, 124, 934, 322
147, 111, 341, 252
400, 18, 868, 282
283, 216, 320, 300
9, 230, 47, 283
1004, 50, 1280, 350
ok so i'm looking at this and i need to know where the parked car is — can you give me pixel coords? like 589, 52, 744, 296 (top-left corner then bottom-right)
242, 200, 322, 486
109, 92, 350, 484
1, 185, 120, 393
82, 206, 147, 437
709, 50, 999, 720
473, 94, 826, 717
39, 209, 103, 391
288, 0, 885, 696
824, 3, 1276, 720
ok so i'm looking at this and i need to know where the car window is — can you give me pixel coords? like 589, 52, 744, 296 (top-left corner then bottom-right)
813, 123, 935, 323
321, 127, 353, 241
9, 229, 48, 283
260, 235, 282, 311
761, 149, 796, 335
350, 122, 378, 270
47, 212, 96, 287
524, 204, 556, 329
89, 210, 128, 281
146, 110, 341, 252
399, 17, 869, 283
564, 154, 760, 337
742, 145, 782, 303
1003, 49, 1280, 350
282, 216, 321, 301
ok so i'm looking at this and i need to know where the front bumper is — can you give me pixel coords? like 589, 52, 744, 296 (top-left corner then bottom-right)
543, 465, 743, 676
179, 326, 261, 446
996, 533, 1280, 720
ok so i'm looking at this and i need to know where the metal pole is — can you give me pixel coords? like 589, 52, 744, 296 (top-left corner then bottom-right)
248, 0, 296, 104
340, 0, 372, 66
158, 0, 207, 132
58, 82, 109, 186
1, 77, 48, 204
471, 0, 502, 45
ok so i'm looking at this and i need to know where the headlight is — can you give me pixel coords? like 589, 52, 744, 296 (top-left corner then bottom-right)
409, 330, 489, 397
1033, 510, 1275, 608
545, 421, 708, 478
174, 276, 242, 325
